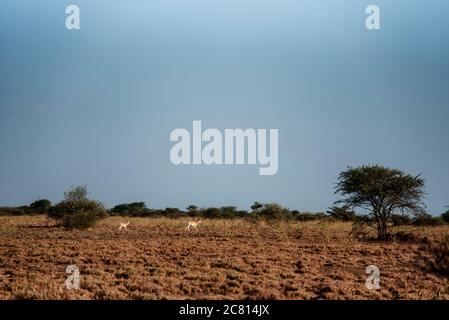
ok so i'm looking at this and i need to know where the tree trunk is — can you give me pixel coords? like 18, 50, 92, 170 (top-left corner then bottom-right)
377, 220, 388, 240
374, 209, 390, 240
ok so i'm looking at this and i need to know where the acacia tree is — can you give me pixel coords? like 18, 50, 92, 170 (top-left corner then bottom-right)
335, 165, 426, 240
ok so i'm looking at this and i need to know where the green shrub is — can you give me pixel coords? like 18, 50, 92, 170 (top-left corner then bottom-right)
295, 211, 328, 221
164, 207, 185, 218
390, 214, 412, 226
217, 207, 248, 218
29, 199, 52, 214
110, 202, 152, 216
201, 207, 221, 218
236, 210, 249, 217
0, 207, 28, 216
250, 202, 263, 211
58, 201, 105, 229
251, 203, 291, 220
441, 210, 449, 224
430, 216, 445, 226
186, 205, 199, 217
49, 185, 106, 229
413, 213, 445, 226
326, 206, 356, 221
185, 206, 249, 219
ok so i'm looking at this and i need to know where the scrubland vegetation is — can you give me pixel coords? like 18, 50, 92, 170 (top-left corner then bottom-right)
0, 165, 448, 299
0, 216, 448, 299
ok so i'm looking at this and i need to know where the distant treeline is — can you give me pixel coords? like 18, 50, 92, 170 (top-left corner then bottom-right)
2, 165, 445, 237
1, 199, 448, 226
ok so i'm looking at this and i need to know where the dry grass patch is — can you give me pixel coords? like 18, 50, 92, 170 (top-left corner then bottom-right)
0, 216, 448, 299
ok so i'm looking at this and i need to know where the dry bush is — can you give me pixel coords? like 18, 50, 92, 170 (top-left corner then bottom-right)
349, 220, 372, 240
422, 236, 449, 278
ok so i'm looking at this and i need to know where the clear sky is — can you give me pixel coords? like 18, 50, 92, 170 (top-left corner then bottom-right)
1, 0, 448, 214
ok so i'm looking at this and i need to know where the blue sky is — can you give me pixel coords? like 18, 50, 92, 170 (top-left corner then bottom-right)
1, 0, 448, 214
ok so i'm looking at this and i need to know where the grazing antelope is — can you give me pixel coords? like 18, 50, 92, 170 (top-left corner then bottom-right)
185, 220, 202, 232
119, 221, 130, 231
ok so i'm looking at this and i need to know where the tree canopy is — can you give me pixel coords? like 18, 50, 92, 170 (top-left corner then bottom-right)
335, 165, 426, 239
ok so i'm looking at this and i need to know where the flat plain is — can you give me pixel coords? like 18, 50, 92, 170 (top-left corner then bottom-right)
0, 216, 448, 299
